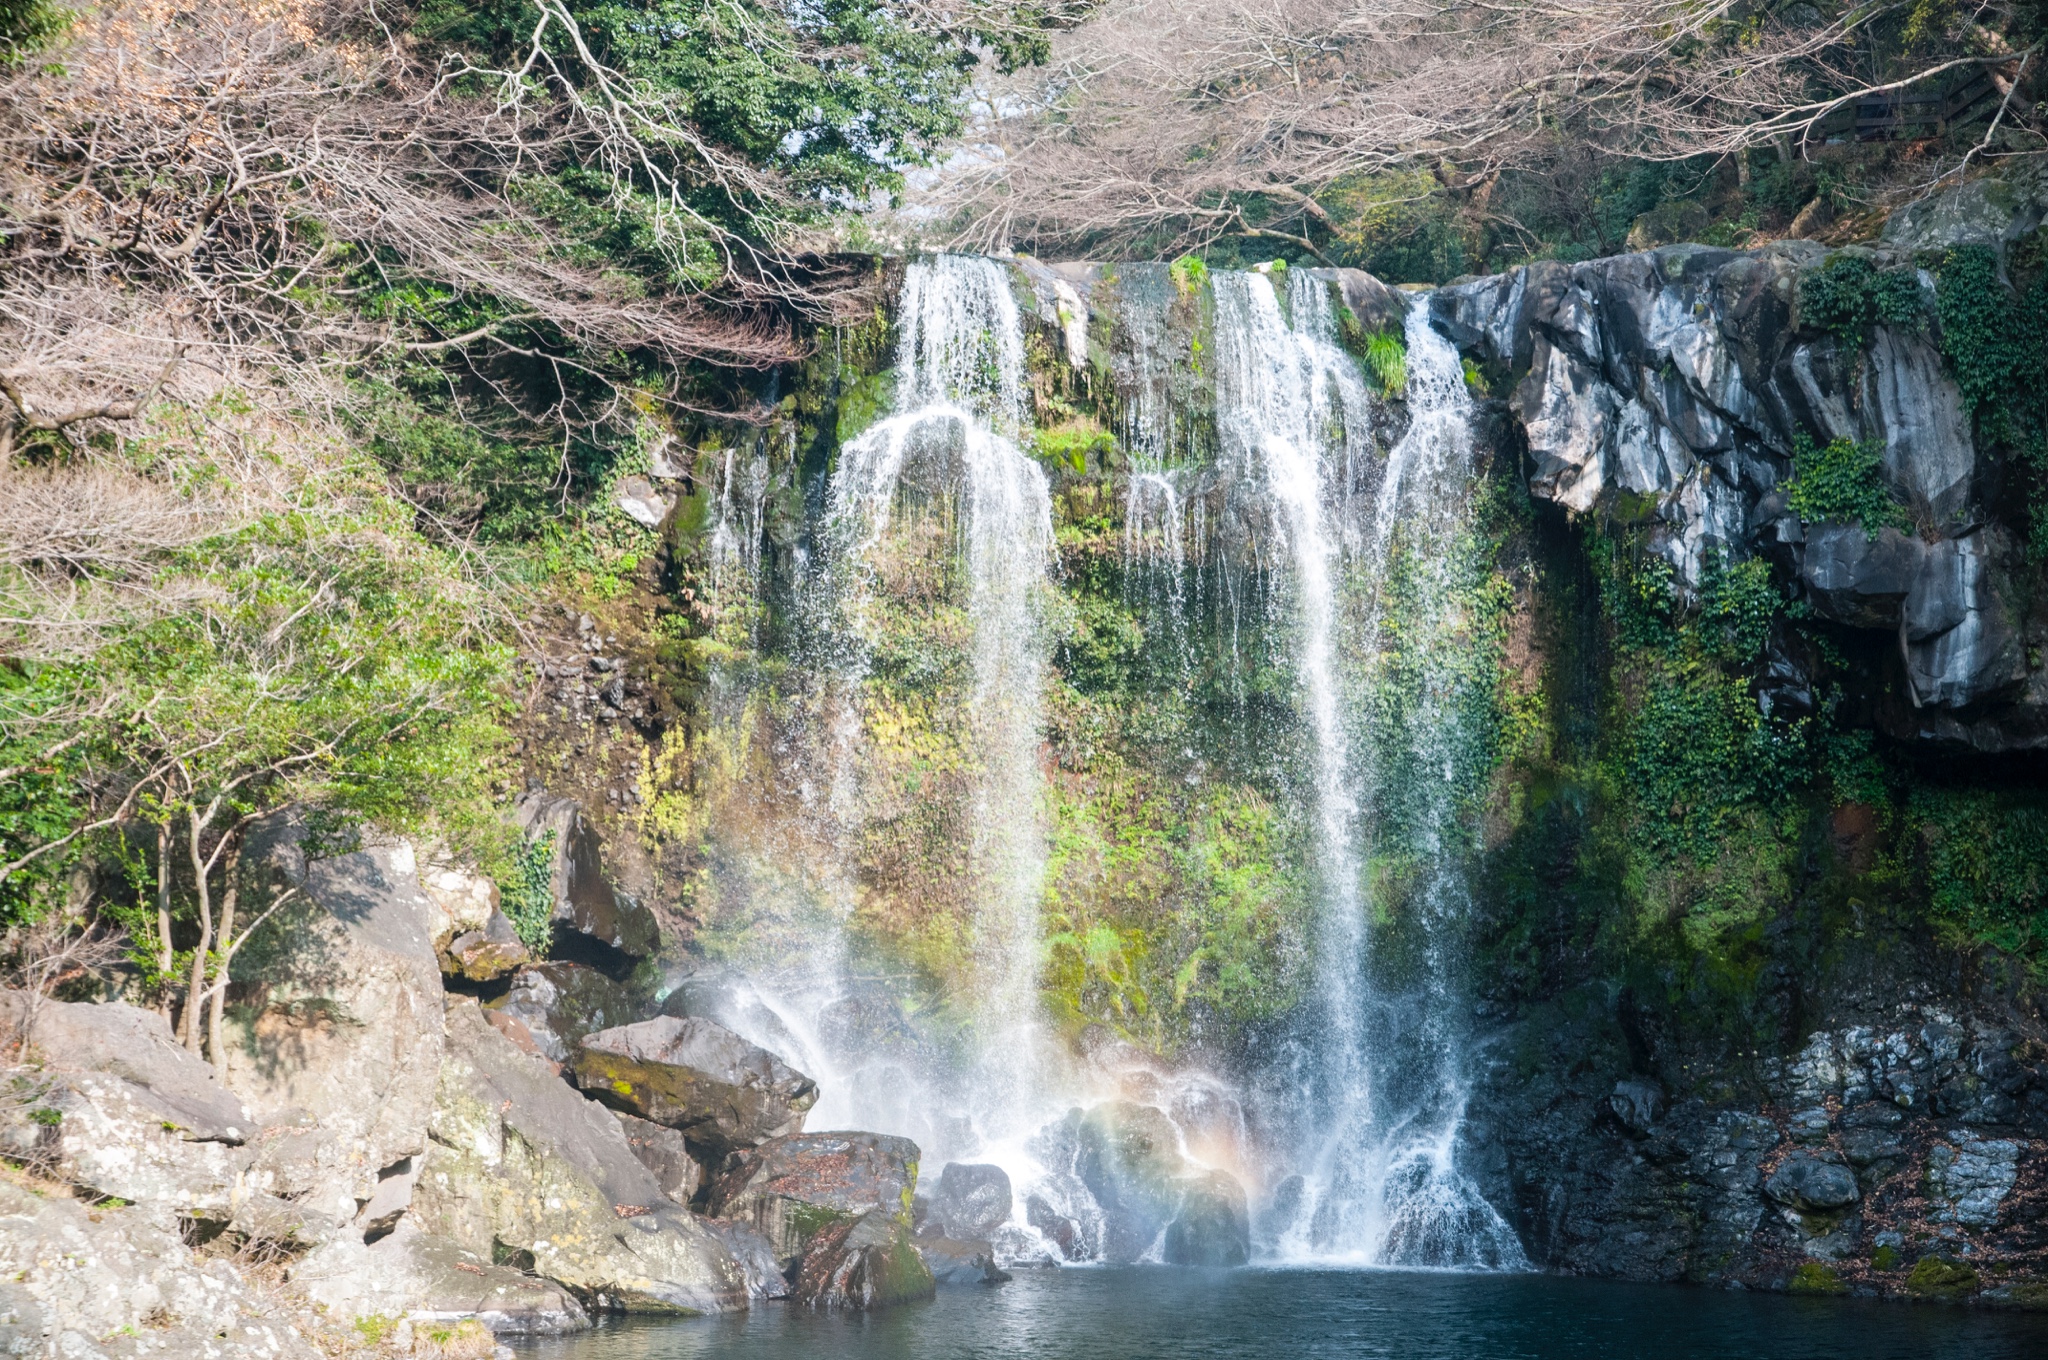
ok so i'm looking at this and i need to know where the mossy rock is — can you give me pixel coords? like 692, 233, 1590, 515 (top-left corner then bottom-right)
1788, 1262, 1847, 1295
1871, 1244, 1902, 1271
1906, 1256, 1980, 1300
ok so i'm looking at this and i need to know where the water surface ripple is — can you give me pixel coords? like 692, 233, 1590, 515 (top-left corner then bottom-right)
510, 1267, 2048, 1360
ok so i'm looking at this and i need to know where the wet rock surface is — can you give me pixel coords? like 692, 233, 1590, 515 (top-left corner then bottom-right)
514, 791, 660, 956
1033, 1102, 1252, 1266
706, 1130, 921, 1271
919, 1162, 1013, 1240
789, 1208, 935, 1309
912, 1234, 1009, 1286
1472, 980, 2048, 1299
572, 1016, 817, 1158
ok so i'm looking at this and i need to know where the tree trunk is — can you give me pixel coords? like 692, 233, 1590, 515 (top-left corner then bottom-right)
180, 812, 215, 1053
154, 819, 173, 1021
206, 844, 238, 1077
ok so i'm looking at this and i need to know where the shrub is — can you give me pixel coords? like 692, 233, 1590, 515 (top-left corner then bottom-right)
1785, 435, 1908, 536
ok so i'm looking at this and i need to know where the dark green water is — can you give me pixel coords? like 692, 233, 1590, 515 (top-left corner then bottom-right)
510, 1267, 2048, 1360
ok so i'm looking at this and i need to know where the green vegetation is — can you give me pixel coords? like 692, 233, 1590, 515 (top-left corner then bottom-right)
1785, 436, 1909, 537
1363, 332, 1408, 398
1936, 243, 2048, 555
1799, 256, 1925, 350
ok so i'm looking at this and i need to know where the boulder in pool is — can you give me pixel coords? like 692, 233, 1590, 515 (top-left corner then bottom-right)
913, 1234, 1010, 1286
1163, 1169, 1251, 1266
922, 1161, 1012, 1239
706, 1130, 920, 1272
572, 1015, 818, 1158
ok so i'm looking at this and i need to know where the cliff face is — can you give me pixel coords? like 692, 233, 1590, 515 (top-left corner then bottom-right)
1409, 187, 2048, 1298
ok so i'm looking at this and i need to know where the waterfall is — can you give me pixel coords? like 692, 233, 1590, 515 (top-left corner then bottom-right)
817, 254, 1057, 1129
1210, 273, 1524, 1268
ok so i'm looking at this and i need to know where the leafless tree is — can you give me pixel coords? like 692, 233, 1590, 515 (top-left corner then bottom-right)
0, 0, 893, 474
924, 0, 2047, 256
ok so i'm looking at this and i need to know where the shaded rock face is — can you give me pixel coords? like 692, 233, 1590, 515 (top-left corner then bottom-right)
1428, 235, 2047, 752
515, 791, 659, 957
912, 1235, 1009, 1286
225, 832, 446, 1225
1471, 986, 2048, 1294
572, 1017, 818, 1159
1034, 1103, 1251, 1266
920, 1162, 1012, 1241
411, 1000, 747, 1315
613, 1111, 703, 1205
0, 1180, 319, 1360
705, 1131, 920, 1272
489, 962, 647, 1065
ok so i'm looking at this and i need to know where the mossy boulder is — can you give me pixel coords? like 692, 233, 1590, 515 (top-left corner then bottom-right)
571, 1016, 817, 1159
706, 1131, 921, 1273
1906, 1256, 1981, 1300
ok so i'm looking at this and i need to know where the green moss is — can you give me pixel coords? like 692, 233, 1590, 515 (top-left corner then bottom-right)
1872, 1244, 1903, 1271
1912, 786, 2048, 969
1033, 426, 1115, 475
1906, 1256, 1980, 1299
786, 1201, 858, 1247
1789, 1262, 1847, 1295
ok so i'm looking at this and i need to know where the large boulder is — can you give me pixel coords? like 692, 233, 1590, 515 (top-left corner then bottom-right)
920, 1162, 1012, 1239
0, 1179, 320, 1360
1072, 1102, 1182, 1260
225, 833, 447, 1226
488, 962, 646, 1066
291, 1220, 587, 1335
1161, 1170, 1251, 1267
571, 1017, 817, 1159
0, 995, 257, 1227
514, 791, 659, 957
410, 1000, 748, 1314
705, 1131, 920, 1272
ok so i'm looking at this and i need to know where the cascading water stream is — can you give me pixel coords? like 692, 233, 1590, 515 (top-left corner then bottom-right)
811, 254, 1058, 1134
1211, 272, 1524, 1268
